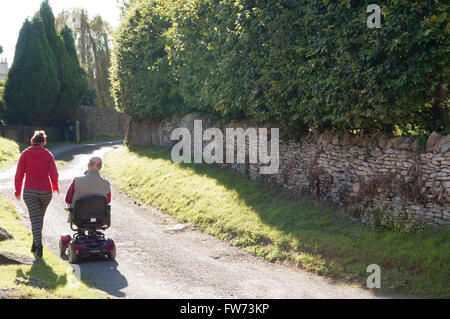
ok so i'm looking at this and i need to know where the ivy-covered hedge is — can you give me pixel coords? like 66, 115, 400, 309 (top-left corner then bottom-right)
111, 0, 183, 120
112, 0, 449, 134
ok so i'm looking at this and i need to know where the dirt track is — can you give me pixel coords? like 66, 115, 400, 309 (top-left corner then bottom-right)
0, 141, 385, 298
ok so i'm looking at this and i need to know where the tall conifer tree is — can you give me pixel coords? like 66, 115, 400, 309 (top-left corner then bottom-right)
4, 0, 87, 125
3, 16, 59, 125
61, 25, 88, 110
39, 0, 87, 121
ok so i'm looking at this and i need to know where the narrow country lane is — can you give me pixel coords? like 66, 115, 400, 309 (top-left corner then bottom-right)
0, 141, 385, 299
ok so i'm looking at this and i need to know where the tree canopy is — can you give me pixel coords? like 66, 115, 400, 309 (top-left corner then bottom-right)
111, 0, 183, 120
112, 0, 449, 135
56, 8, 113, 107
3, 16, 60, 125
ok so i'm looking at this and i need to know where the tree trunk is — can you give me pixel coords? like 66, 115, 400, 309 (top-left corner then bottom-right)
433, 77, 449, 131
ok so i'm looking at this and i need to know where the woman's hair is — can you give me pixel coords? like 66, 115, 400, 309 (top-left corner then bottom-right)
30, 130, 47, 145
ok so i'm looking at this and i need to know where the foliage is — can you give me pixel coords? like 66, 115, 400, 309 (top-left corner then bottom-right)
56, 8, 113, 108
59, 24, 89, 117
0, 136, 25, 170
3, 16, 60, 125
365, 207, 425, 233
81, 87, 98, 107
3, 1, 86, 125
110, 0, 183, 120
39, 1, 87, 122
113, 0, 449, 134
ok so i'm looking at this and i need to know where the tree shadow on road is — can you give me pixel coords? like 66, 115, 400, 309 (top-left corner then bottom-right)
50, 142, 122, 164
59, 251, 128, 297
75, 260, 128, 298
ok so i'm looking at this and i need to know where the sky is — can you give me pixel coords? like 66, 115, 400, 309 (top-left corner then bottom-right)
0, 0, 121, 64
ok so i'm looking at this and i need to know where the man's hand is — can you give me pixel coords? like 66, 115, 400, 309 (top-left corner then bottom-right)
15, 194, 20, 201
54, 189, 60, 195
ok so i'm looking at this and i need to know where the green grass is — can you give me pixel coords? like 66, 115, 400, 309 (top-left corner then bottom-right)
103, 145, 450, 298
0, 137, 25, 170
84, 132, 124, 143
0, 194, 105, 299
0, 137, 74, 171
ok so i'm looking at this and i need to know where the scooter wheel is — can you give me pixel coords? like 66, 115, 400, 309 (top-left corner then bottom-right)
108, 244, 116, 261
68, 244, 78, 264
59, 238, 65, 255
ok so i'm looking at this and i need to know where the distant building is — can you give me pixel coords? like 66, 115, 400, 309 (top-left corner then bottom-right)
0, 58, 8, 81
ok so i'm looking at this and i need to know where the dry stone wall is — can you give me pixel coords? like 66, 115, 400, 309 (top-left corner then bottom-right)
125, 114, 450, 226
76, 106, 129, 141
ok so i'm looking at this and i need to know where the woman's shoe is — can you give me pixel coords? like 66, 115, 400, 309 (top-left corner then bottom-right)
36, 245, 43, 258
31, 242, 36, 253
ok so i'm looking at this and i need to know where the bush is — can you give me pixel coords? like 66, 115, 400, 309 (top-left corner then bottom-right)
111, 0, 183, 120
113, 0, 449, 134
39, 1, 87, 122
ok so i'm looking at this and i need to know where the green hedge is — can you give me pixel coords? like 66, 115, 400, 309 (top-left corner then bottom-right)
112, 0, 449, 134
111, 0, 183, 120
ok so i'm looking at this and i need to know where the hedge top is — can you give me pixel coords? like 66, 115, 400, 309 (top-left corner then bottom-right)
111, 0, 448, 136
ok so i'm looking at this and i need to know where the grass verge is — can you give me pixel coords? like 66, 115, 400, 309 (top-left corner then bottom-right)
103, 145, 450, 298
0, 137, 74, 171
0, 194, 105, 299
0, 137, 25, 170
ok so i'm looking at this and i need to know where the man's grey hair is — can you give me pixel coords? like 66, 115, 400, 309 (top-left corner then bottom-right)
88, 157, 103, 169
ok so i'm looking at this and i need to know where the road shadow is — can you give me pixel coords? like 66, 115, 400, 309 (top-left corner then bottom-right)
59, 251, 128, 298
75, 260, 128, 298
50, 141, 123, 164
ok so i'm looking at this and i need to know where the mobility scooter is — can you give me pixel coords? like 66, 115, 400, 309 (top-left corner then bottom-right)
59, 196, 116, 264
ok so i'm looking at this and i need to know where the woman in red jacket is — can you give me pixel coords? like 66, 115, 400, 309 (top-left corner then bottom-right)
15, 131, 59, 258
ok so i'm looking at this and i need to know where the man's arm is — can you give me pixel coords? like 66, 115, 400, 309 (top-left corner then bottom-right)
106, 191, 111, 204
65, 180, 75, 205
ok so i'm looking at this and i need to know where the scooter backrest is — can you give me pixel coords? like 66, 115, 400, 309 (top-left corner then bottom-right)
73, 196, 109, 227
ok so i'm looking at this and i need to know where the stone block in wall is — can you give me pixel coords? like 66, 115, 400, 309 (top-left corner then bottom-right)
426, 131, 442, 152
158, 116, 182, 147
125, 119, 161, 146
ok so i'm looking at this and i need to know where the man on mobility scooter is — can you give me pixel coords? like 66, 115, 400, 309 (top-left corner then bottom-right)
60, 157, 116, 264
